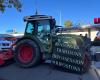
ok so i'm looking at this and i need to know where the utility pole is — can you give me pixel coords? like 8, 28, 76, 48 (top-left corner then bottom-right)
59, 11, 61, 26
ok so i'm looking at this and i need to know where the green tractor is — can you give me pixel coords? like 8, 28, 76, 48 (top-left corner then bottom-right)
14, 14, 91, 74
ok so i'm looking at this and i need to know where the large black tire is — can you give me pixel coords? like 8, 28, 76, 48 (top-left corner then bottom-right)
76, 37, 91, 74
81, 52, 91, 74
14, 39, 41, 68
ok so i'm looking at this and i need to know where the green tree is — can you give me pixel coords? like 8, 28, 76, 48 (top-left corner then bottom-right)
0, 0, 22, 13
64, 20, 73, 28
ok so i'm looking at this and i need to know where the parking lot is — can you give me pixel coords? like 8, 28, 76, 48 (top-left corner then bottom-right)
0, 62, 100, 80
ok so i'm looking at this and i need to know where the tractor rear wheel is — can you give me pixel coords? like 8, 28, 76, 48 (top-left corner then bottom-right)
14, 39, 41, 68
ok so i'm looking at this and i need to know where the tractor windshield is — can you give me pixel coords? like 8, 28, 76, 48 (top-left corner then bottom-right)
37, 20, 50, 37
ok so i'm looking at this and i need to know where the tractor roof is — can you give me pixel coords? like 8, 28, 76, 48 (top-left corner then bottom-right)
23, 15, 54, 22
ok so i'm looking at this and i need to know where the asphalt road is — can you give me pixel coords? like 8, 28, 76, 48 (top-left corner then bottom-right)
0, 62, 100, 80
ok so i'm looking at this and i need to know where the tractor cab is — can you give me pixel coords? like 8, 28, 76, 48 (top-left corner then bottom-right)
24, 15, 55, 36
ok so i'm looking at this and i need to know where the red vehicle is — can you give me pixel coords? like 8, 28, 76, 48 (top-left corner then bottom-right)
0, 49, 13, 65
0, 34, 21, 66
0, 40, 13, 65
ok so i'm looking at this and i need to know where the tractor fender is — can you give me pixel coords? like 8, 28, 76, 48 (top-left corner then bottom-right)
15, 36, 44, 53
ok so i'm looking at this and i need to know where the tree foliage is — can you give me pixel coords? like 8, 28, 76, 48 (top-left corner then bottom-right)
64, 20, 73, 28
0, 0, 22, 12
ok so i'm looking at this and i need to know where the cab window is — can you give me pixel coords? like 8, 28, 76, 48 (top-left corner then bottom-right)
26, 22, 34, 34
37, 20, 50, 36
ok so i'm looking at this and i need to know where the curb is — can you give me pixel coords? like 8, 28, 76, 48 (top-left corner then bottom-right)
94, 68, 100, 80
91, 65, 100, 80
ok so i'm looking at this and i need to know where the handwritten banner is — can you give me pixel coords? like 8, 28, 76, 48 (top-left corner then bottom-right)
52, 35, 84, 73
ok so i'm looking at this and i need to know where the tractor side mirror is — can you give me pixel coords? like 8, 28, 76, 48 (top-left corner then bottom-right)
50, 19, 56, 29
